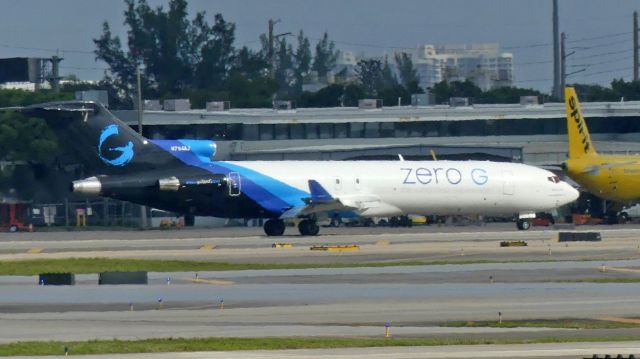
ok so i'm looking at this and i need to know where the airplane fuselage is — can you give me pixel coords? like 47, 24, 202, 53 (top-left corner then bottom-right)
96, 160, 577, 220
564, 155, 640, 201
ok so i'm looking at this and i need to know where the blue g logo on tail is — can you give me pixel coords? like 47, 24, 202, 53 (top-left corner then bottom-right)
98, 125, 134, 166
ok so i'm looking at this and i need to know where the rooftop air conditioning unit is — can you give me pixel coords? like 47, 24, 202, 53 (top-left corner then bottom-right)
143, 99, 162, 111
273, 100, 295, 110
206, 101, 231, 112
449, 97, 470, 107
519, 96, 539, 106
75, 90, 109, 108
358, 99, 383, 109
411, 93, 434, 106
163, 99, 191, 111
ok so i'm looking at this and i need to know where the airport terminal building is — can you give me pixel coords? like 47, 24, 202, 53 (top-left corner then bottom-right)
113, 99, 640, 168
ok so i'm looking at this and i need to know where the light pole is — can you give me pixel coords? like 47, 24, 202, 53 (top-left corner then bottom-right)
136, 65, 147, 229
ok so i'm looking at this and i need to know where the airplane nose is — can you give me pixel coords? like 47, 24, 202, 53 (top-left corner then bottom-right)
563, 182, 580, 204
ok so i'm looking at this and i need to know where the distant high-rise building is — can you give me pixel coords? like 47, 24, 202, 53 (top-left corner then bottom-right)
334, 50, 358, 82
408, 43, 513, 91
322, 43, 513, 95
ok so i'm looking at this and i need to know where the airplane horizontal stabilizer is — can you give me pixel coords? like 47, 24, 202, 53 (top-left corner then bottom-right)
307, 180, 333, 203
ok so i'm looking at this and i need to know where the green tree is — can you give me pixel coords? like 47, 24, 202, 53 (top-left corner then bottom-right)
274, 38, 295, 98
569, 83, 617, 102
225, 46, 274, 107
298, 83, 345, 107
232, 46, 268, 79
0, 89, 72, 107
380, 57, 398, 88
194, 13, 236, 89
223, 73, 277, 108
0, 110, 61, 195
0, 89, 73, 196
377, 57, 411, 106
342, 83, 366, 106
431, 80, 482, 104
478, 86, 547, 104
610, 79, 640, 101
355, 58, 383, 97
312, 32, 338, 81
293, 30, 312, 95
94, 0, 236, 104
394, 52, 421, 93
0, 112, 58, 163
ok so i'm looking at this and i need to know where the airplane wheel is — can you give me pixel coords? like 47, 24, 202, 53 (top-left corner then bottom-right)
264, 219, 285, 236
516, 219, 531, 231
298, 220, 320, 236
618, 213, 629, 224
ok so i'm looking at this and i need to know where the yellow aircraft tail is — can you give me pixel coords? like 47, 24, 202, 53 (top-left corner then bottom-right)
565, 87, 597, 159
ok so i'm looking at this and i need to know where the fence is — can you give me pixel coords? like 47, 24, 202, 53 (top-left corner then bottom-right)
31, 198, 144, 228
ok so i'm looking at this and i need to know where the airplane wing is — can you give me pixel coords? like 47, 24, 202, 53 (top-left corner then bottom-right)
279, 180, 383, 219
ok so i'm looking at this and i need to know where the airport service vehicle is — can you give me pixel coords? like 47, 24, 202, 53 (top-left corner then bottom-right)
12, 101, 578, 235
0, 203, 30, 233
563, 87, 640, 201
618, 204, 640, 223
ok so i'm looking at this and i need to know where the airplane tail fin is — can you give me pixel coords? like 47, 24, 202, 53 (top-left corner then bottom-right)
16, 101, 182, 175
565, 87, 597, 158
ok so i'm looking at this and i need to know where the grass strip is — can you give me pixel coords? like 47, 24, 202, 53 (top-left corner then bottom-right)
2, 336, 640, 356
0, 258, 497, 276
444, 319, 640, 329
0, 257, 636, 276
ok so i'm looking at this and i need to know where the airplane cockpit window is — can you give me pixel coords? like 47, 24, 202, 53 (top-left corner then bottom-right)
547, 176, 560, 183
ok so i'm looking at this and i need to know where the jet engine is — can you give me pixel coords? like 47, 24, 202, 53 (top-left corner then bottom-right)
71, 173, 228, 196
156, 175, 226, 192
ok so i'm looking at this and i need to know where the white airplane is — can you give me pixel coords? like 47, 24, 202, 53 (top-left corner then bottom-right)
229, 160, 578, 233
15, 101, 579, 235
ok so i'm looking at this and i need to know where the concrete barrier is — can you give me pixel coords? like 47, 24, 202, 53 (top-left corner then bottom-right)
39, 273, 75, 285
558, 232, 601, 242
500, 240, 527, 247
99, 271, 148, 285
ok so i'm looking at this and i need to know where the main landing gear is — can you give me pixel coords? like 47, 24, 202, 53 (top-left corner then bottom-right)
298, 219, 320, 236
516, 219, 531, 230
263, 219, 285, 236
263, 218, 320, 236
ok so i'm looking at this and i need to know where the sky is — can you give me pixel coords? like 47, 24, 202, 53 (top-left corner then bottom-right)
0, 0, 637, 93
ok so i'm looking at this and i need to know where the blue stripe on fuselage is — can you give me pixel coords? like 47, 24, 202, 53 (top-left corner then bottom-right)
151, 140, 308, 214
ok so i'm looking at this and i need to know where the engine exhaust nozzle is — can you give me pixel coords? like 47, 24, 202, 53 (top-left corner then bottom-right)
158, 176, 180, 191
71, 176, 102, 195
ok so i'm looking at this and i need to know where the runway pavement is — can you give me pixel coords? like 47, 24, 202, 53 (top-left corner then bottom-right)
16, 342, 640, 359
1, 224, 640, 264
2, 224, 640, 358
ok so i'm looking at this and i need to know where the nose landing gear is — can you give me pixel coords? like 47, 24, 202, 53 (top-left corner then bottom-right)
516, 219, 531, 230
